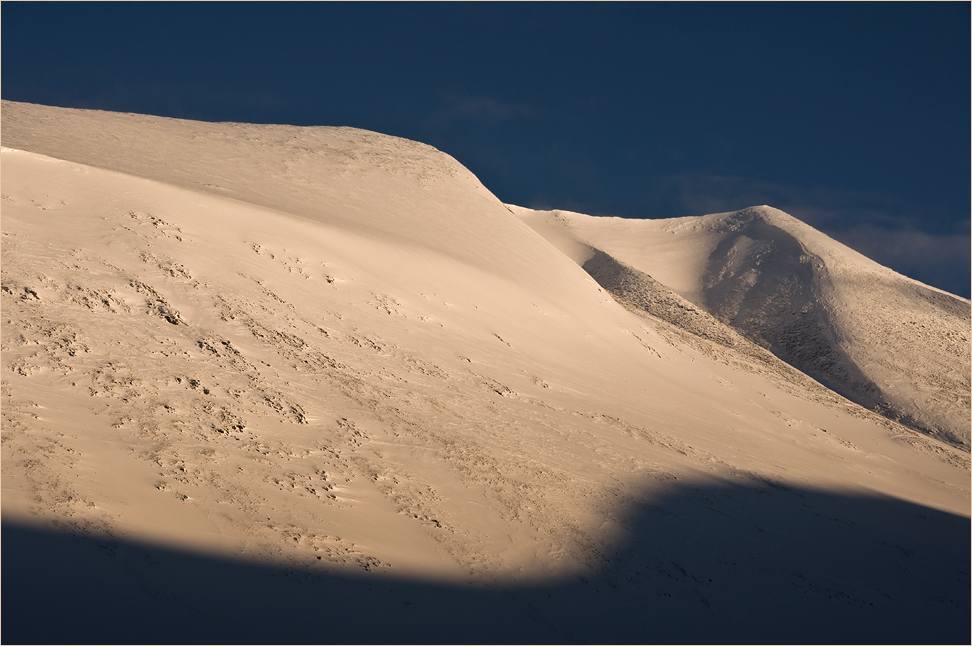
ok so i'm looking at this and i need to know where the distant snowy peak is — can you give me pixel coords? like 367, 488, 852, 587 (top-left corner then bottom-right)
518, 204, 971, 449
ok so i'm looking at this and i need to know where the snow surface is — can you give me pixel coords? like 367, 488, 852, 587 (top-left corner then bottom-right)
2, 101, 969, 643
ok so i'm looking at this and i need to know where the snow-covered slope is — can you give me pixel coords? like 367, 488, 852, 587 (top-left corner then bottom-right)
2, 101, 968, 643
517, 205, 971, 449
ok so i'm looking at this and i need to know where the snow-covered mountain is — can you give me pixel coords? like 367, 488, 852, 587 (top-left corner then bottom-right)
2, 101, 968, 643
516, 205, 971, 449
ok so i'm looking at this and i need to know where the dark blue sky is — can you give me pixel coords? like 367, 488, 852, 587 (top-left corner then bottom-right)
3, 2, 969, 296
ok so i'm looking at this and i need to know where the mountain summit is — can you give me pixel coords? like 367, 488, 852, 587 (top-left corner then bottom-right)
517, 204, 970, 448
2, 101, 968, 643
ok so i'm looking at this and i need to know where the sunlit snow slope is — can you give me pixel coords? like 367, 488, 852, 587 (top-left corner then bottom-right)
516, 205, 971, 449
2, 101, 968, 643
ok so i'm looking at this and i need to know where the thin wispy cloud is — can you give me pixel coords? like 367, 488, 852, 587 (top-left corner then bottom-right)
433, 91, 536, 124
830, 223, 970, 296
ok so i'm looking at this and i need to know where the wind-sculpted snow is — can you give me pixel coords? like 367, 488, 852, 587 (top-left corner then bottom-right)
519, 205, 971, 449
2, 101, 968, 642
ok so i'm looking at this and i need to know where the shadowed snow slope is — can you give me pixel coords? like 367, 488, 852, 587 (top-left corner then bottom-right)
2, 101, 968, 643
516, 205, 971, 449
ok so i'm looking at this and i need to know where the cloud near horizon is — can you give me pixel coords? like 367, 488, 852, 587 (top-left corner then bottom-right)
826, 223, 970, 297
429, 92, 537, 125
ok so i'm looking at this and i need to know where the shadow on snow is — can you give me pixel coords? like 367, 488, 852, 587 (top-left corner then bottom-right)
3, 479, 969, 644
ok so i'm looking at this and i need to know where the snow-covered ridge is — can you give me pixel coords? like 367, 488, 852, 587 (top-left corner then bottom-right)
516, 204, 971, 448
0, 100, 544, 282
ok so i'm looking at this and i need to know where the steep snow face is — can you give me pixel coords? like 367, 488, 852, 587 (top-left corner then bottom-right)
1, 102, 969, 641
516, 205, 971, 448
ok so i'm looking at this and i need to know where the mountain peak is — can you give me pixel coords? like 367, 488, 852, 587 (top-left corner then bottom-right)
520, 203, 971, 448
